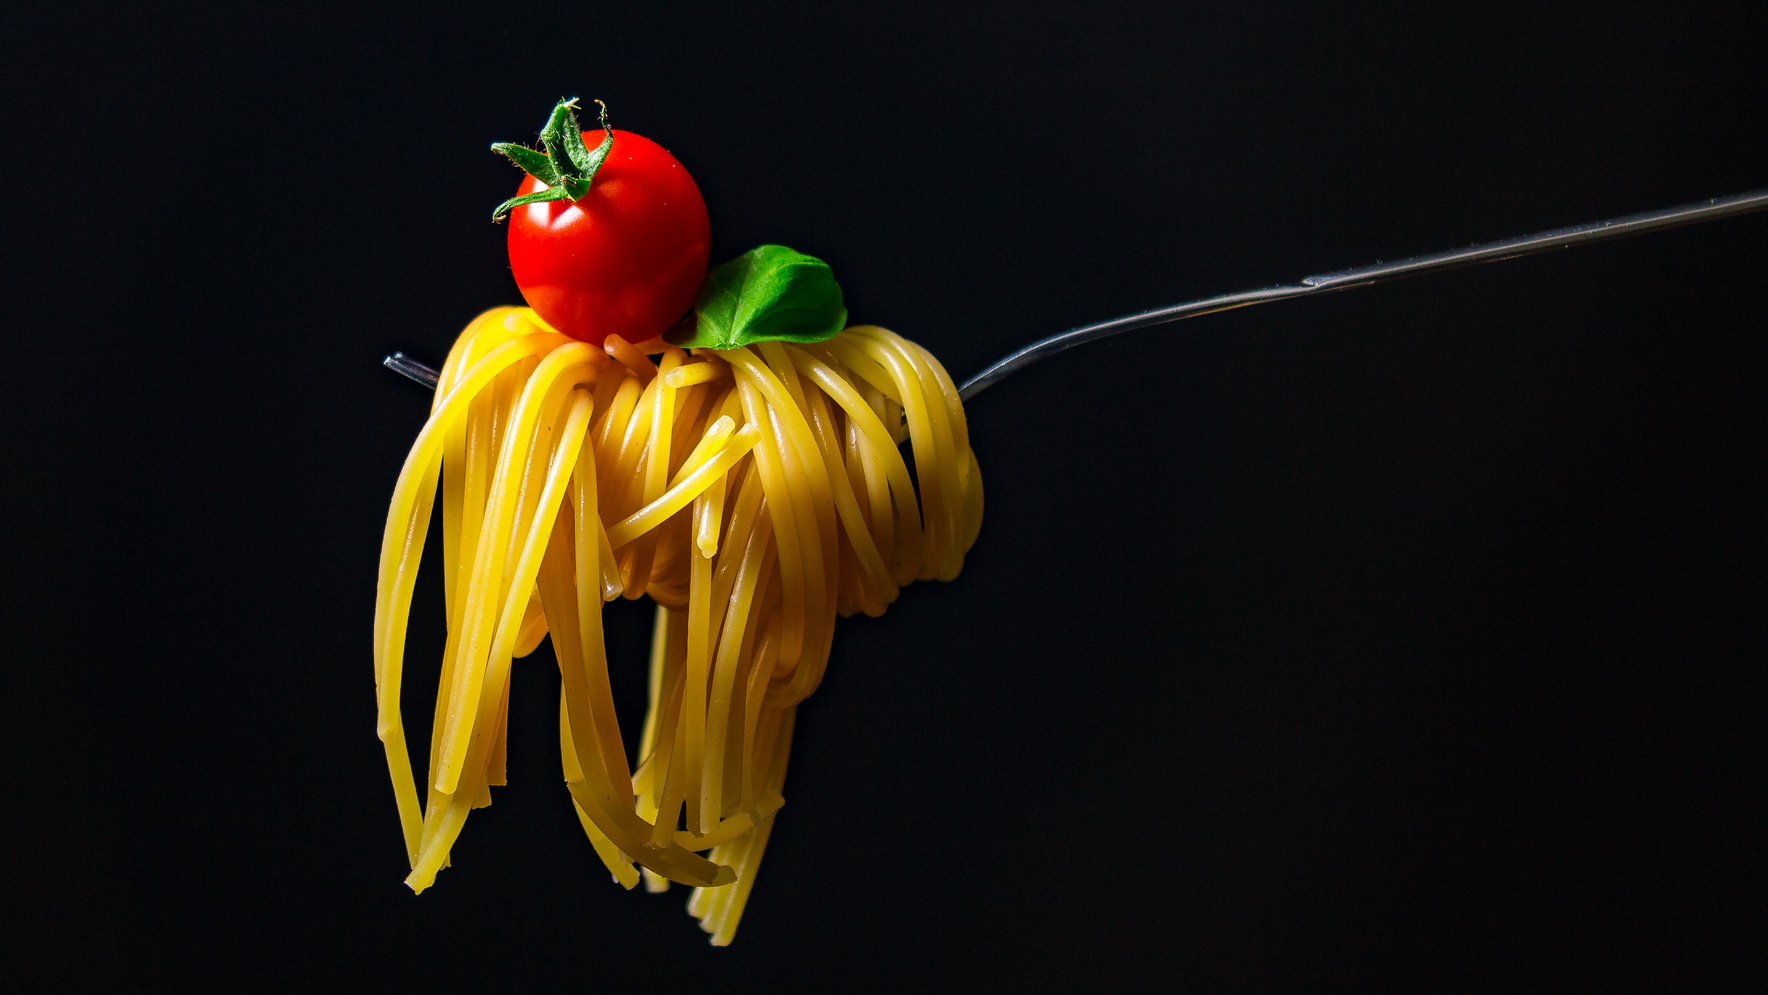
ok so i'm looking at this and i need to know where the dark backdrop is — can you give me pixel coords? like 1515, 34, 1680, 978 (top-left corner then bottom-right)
7, 2, 1766, 990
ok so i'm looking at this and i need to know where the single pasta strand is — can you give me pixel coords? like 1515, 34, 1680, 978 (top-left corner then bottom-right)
648, 680, 693, 847
511, 588, 549, 657
841, 400, 871, 528
595, 511, 623, 600
738, 611, 781, 816
439, 391, 469, 623
665, 360, 730, 389
961, 448, 985, 551
481, 678, 510, 802
605, 333, 658, 382
562, 431, 644, 877
694, 470, 727, 558
680, 516, 715, 833
425, 386, 482, 847
636, 605, 671, 770
671, 415, 736, 488
378, 453, 437, 863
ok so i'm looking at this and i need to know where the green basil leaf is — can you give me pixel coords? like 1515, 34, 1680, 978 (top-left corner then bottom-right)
668, 245, 848, 350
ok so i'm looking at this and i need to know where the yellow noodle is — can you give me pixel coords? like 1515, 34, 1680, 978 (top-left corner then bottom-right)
605, 424, 759, 550
560, 695, 640, 889
831, 331, 954, 579
636, 605, 672, 772
374, 333, 566, 857
375, 311, 979, 940
667, 378, 715, 472
739, 612, 782, 816
697, 505, 777, 831
430, 347, 598, 795
628, 348, 683, 592
610, 375, 660, 518
728, 375, 809, 667
693, 389, 746, 558
795, 358, 893, 611
605, 333, 658, 382
679, 514, 715, 833
672, 415, 736, 488
410, 377, 596, 887
665, 361, 730, 389
541, 474, 730, 887
739, 353, 841, 689
788, 349, 922, 582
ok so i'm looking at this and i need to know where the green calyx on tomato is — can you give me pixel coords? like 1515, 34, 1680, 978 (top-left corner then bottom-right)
668, 245, 848, 351
490, 97, 615, 221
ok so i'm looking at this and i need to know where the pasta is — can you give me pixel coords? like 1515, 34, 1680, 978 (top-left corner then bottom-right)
372, 306, 982, 943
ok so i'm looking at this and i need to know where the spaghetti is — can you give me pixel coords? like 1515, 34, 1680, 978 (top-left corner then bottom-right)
373, 306, 982, 943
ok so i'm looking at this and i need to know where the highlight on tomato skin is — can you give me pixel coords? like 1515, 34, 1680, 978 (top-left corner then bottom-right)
506, 128, 710, 345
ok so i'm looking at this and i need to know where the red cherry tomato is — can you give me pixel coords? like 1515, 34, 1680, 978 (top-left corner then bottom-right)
507, 129, 710, 345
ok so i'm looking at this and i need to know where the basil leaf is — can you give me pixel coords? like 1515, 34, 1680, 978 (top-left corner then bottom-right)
668, 245, 848, 350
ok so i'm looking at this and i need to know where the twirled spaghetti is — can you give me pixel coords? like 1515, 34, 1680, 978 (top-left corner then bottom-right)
373, 306, 982, 943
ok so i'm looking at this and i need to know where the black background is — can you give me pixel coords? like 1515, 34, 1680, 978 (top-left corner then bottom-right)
7, 2, 1767, 990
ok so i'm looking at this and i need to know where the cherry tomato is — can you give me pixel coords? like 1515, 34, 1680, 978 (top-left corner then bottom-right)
507, 129, 710, 345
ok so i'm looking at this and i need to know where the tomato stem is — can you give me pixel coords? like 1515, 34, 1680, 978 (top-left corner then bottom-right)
490, 97, 616, 221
